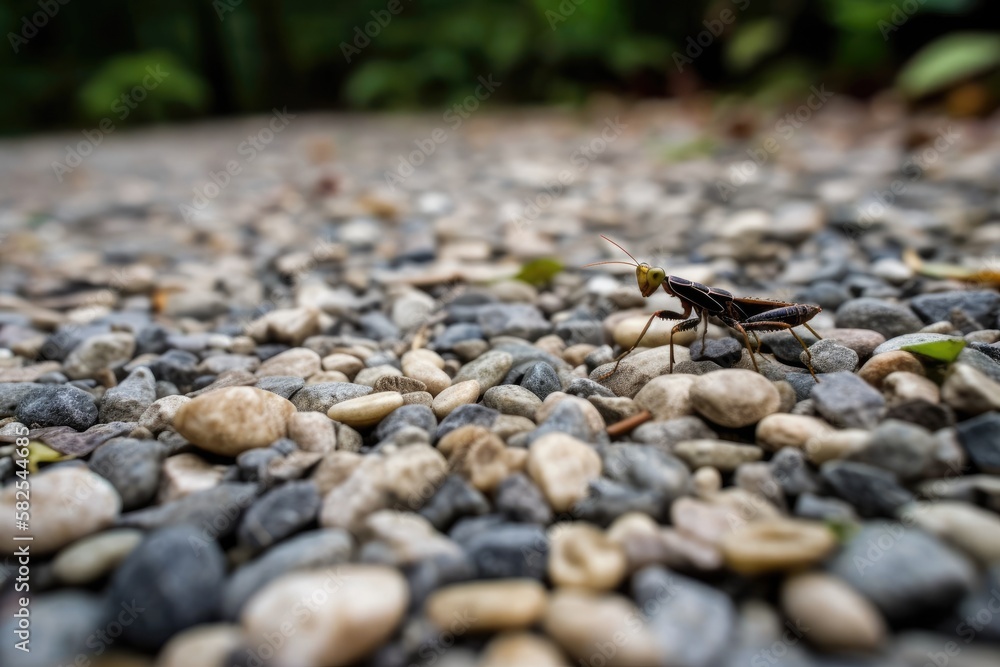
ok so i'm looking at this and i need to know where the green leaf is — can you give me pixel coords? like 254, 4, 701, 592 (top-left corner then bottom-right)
901, 338, 967, 363
515, 258, 564, 286
26, 442, 73, 474
824, 518, 859, 544
897, 33, 1000, 98
724, 19, 785, 73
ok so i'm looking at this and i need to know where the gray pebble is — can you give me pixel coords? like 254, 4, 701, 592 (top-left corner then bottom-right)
495, 473, 552, 524
835, 298, 923, 338
418, 474, 491, 531
519, 362, 561, 400
804, 339, 859, 373
99, 367, 157, 422
237, 481, 320, 551
820, 460, 914, 518
16, 385, 99, 431
89, 437, 164, 511
957, 411, 1000, 473
811, 371, 885, 429
290, 382, 372, 412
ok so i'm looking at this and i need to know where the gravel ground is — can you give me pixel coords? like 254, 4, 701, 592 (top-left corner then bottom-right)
2, 99, 1000, 667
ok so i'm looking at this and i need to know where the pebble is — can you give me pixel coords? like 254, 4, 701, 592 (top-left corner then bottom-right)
460, 523, 549, 579
374, 375, 427, 394
780, 573, 886, 652
811, 371, 885, 429
632, 415, 716, 447
117, 482, 258, 536
957, 411, 1000, 473
548, 522, 627, 591
871, 332, 962, 355
482, 384, 543, 419
720, 519, 836, 574
107, 525, 226, 650
451, 350, 513, 395
632, 566, 736, 667
222, 529, 354, 618
241, 565, 407, 666
418, 474, 490, 531
835, 298, 923, 338
910, 290, 1000, 325
768, 447, 819, 496
156, 624, 244, 667
138, 395, 190, 435
63, 331, 136, 379
613, 313, 698, 349
852, 419, 937, 481
689, 337, 743, 367
436, 403, 499, 440
2, 465, 121, 554
543, 590, 661, 667
99, 367, 157, 422
440, 425, 526, 493
480, 632, 569, 667
495, 472, 553, 524
158, 452, 224, 502
673, 440, 764, 471
902, 501, 1000, 565
174, 386, 295, 455
803, 428, 870, 464
804, 338, 858, 372
942, 364, 1000, 414
823, 328, 887, 359
857, 350, 925, 388
632, 374, 695, 420
255, 375, 305, 399
425, 580, 548, 632
883, 370, 940, 405
690, 369, 781, 428
16, 384, 99, 431
290, 381, 372, 412
590, 346, 691, 398
0, 591, 108, 667
245, 307, 320, 345
255, 347, 321, 378
51, 528, 143, 585
432, 380, 481, 418
90, 437, 164, 510
478, 303, 551, 340
0, 382, 37, 417
287, 410, 338, 452
364, 510, 463, 564
756, 413, 834, 451
237, 481, 320, 551
399, 351, 450, 396
827, 521, 976, 623
820, 461, 914, 517
328, 391, 404, 428
527, 433, 602, 512
520, 361, 562, 400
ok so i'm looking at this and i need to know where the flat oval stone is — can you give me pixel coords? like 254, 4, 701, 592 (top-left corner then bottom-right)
781, 572, 886, 652
721, 519, 836, 575
691, 369, 781, 428
426, 579, 548, 632
327, 391, 404, 428
174, 386, 296, 456
548, 522, 627, 591
432, 380, 481, 419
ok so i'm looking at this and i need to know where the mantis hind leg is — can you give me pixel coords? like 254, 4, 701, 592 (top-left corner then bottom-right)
742, 321, 819, 382
595, 307, 690, 381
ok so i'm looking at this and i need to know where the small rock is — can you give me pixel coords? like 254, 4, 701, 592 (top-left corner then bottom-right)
107, 525, 226, 650
241, 565, 407, 666
851, 419, 937, 482
803, 338, 858, 373
942, 364, 1000, 414
811, 371, 885, 429
287, 411, 338, 452
827, 521, 976, 623
528, 433, 602, 512
495, 472, 553, 524
590, 346, 692, 398
673, 440, 763, 471
910, 290, 1000, 325
138, 395, 191, 435
425, 580, 548, 632
245, 307, 321, 345
255, 375, 305, 399
720, 519, 836, 575
436, 403, 499, 440
90, 438, 163, 510
461, 522, 549, 579
117, 483, 258, 536
374, 375, 427, 394
363, 510, 462, 565
452, 350, 513, 394
781, 572, 886, 652
543, 590, 661, 667
64, 332, 136, 379
690, 337, 743, 367
432, 380, 481, 419
902, 501, 1000, 565
99, 367, 157, 422
159, 452, 225, 502
957, 411, 1000, 473
328, 391, 404, 428
16, 385, 98, 431
156, 624, 244, 667
483, 384, 543, 420
858, 350, 925, 388
2, 466, 121, 554
803, 428, 870, 464
255, 347, 321, 378
756, 413, 834, 451
633, 375, 695, 421
520, 362, 562, 400
871, 332, 962, 356
238, 481, 320, 551
835, 298, 923, 338
820, 461, 914, 517
51, 528, 143, 585
884, 370, 940, 406
402, 350, 451, 397
174, 386, 295, 456
418, 474, 491, 531
478, 303, 551, 340
548, 522, 627, 591
481, 632, 569, 667
290, 382, 372, 412
690, 369, 781, 428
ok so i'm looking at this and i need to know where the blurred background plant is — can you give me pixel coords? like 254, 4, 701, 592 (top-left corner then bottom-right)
0, 0, 997, 136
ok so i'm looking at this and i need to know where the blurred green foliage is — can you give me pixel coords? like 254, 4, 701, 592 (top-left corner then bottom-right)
0, 0, 994, 135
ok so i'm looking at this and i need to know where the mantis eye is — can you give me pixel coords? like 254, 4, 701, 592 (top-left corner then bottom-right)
649, 268, 665, 284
